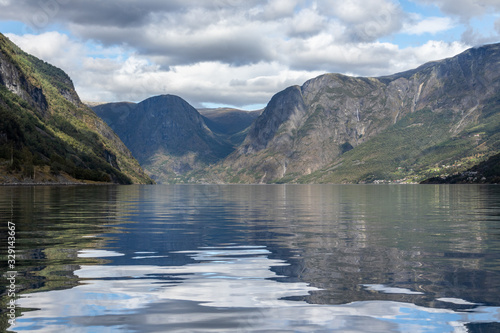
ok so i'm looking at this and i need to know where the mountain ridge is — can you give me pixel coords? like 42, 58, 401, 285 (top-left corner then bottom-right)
196, 42, 500, 183
70, 42, 500, 184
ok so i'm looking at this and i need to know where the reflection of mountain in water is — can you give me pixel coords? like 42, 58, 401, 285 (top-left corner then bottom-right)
0, 186, 136, 304
255, 185, 500, 307
2, 185, 500, 332
93, 185, 500, 308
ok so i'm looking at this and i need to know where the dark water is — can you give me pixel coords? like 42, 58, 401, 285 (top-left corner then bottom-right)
1, 184, 500, 332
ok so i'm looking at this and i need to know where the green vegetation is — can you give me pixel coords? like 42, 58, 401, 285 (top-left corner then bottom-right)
0, 33, 152, 184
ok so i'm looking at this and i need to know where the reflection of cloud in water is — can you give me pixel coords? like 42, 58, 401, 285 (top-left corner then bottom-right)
362, 284, 424, 295
13, 246, 500, 333
437, 298, 479, 306
78, 249, 125, 258
75, 246, 317, 309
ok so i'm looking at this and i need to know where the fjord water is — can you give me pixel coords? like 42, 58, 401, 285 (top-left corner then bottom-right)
1, 185, 500, 332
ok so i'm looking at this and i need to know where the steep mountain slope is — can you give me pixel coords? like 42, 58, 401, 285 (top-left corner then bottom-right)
0, 33, 152, 184
93, 95, 234, 183
200, 43, 500, 184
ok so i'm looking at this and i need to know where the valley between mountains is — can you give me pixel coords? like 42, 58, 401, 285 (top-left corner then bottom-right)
1, 31, 500, 184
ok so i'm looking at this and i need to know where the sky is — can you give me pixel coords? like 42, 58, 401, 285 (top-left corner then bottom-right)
0, 0, 499, 110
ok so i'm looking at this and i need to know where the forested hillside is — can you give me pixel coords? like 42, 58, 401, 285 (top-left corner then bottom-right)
0, 33, 152, 184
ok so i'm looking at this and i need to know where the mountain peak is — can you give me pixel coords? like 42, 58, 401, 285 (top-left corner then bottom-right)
93, 94, 235, 183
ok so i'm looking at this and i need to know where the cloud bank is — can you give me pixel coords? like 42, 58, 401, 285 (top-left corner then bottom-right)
1, 0, 498, 108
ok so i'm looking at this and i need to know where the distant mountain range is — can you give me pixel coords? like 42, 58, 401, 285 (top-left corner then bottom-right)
204, 43, 500, 184
0, 33, 152, 184
2, 31, 499, 184
96, 42, 500, 184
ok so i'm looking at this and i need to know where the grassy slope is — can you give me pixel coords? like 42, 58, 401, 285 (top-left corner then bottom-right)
422, 152, 500, 184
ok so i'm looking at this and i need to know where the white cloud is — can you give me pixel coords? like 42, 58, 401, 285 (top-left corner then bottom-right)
318, 0, 405, 42
2, 1, 497, 108
413, 0, 500, 44
403, 16, 455, 35
393, 40, 469, 72
286, 7, 327, 37
415, 0, 500, 22
5, 31, 86, 77
7, 31, 72, 59
258, 0, 299, 20
3, 31, 472, 109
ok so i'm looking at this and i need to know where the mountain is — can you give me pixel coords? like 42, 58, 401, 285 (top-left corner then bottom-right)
0, 33, 152, 184
93, 96, 235, 183
198, 43, 500, 184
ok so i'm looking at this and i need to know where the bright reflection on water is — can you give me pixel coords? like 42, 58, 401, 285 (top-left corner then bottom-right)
1, 184, 500, 332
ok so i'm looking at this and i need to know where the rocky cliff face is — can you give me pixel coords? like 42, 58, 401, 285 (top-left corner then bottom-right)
0, 49, 48, 115
0, 33, 152, 184
203, 43, 500, 183
94, 95, 234, 183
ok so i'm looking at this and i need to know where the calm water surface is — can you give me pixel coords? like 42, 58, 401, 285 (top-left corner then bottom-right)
1, 184, 500, 332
